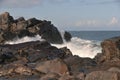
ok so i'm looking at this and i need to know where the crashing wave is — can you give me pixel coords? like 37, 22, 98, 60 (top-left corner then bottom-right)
5, 34, 101, 58
5, 35, 44, 44
52, 37, 101, 58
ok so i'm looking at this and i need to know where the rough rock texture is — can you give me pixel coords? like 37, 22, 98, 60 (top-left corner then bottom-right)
0, 12, 14, 31
108, 67, 120, 73
0, 41, 66, 63
40, 73, 60, 80
64, 55, 97, 75
35, 58, 69, 76
0, 12, 63, 44
85, 71, 120, 80
0, 41, 66, 79
0, 40, 97, 80
95, 36, 120, 63
58, 74, 75, 80
60, 47, 73, 57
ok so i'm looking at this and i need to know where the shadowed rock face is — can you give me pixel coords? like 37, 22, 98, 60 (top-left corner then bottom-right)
0, 41, 66, 63
64, 31, 72, 42
0, 12, 63, 44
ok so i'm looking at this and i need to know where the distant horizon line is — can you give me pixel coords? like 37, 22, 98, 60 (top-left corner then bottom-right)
67, 30, 120, 31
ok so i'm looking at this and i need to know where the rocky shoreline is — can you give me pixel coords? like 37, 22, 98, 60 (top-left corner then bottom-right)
0, 12, 120, 80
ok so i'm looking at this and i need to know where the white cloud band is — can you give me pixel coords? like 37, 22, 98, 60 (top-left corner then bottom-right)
75, 17, 119, 27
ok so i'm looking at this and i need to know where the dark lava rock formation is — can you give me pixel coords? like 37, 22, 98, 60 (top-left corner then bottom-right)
0, 12, 72, 44
64, 31, 72, 42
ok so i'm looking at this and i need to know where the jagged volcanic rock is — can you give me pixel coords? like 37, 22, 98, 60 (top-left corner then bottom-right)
0, 12, 63, 44
64, 31, 72, 42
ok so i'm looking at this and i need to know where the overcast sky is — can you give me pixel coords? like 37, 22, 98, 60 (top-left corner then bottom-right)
0, 0, 120, 31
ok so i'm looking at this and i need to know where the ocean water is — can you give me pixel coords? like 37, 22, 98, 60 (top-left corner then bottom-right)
5, 31, 120, 58
69, 31, 120, 41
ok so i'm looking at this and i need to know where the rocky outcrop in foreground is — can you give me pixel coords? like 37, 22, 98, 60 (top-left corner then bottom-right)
0, 12, 72, 44
0, 37, 120, 80
0, 40, 95, 80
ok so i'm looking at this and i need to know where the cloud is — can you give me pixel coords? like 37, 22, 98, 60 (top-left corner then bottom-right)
75, 17, 120, 27
75, 20, 102, 27
109, 17, 118, 25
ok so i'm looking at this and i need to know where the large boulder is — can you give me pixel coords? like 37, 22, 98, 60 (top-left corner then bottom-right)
26, 18, 63, 44
35, 58, 69, 76
64, 55, 96, 75
2, 31, 16, 41
60, 47, 73, 57
0, 12, 14, 25
38, 20, 63, 44
27, 18, 40, 27
95, 37, 120, 63
0, 12, 14, 31
64, 31, 72, 42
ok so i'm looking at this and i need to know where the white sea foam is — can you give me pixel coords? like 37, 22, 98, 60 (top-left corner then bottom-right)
52, 37, 101, 58
5, 34, 101, 58
5, 35, 44, 44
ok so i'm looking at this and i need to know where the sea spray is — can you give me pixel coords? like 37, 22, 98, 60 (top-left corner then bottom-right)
59, 31, 66, 43
5, 35, 44, 44
52, 37, 101, 58
5, 34, 101, 58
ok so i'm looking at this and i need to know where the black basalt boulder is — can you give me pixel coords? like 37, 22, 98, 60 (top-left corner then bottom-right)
64, 31, 72, 42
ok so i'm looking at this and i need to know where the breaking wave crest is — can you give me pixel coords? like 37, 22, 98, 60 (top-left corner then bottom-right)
5, 35, 44, 44
52, 37, 101, 58
5, 35, 101, 58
